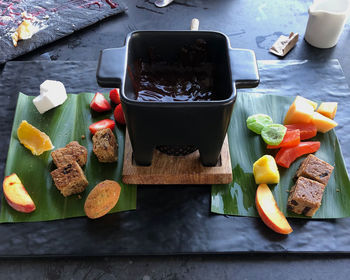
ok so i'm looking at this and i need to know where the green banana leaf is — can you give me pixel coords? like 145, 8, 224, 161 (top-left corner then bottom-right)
212, 92, 350, 218
1, 92, 137, 223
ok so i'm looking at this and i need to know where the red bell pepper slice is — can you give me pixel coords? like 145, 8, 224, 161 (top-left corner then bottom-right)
267, 129, 300, 149
90, 92, 111, 112
285, 123, 317, 140
275, 141, 321, 168
89, 119, 115, 134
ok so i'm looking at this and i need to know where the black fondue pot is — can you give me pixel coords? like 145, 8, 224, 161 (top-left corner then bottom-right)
96, 31, 259, 166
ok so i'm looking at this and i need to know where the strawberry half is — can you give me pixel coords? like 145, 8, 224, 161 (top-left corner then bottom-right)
89, 119, 115, 134
90, 92, 111, 112
109, 88, 121, 104
114, 104, 125, 125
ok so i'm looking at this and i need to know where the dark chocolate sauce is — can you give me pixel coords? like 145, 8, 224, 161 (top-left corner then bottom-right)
131, 39, 217, 102
135, 62, 215, 102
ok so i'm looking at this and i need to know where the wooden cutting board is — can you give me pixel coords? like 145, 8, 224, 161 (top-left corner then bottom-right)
122, 131, 232, 185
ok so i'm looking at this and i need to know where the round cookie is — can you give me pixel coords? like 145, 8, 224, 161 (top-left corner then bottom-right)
84, 180, 121, 219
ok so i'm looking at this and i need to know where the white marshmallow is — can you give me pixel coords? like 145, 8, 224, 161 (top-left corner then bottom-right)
33, 80, 67, 114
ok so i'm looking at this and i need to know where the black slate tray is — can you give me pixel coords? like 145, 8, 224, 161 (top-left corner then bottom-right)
0, 0, 126, 64
0, 60, 350, 256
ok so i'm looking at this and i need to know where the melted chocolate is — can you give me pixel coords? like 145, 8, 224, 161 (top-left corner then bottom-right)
135, 62, 215, 102
131, 39, 218, 102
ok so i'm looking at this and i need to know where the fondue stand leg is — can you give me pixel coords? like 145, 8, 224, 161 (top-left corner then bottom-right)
132, 142, 155, 166
199, 140, 224, 167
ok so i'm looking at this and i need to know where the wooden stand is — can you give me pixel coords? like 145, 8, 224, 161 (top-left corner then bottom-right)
122, 132, 232, 185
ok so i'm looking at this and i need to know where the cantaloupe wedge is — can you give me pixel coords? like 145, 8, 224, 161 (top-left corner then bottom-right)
316, 102, 337, 119
311, 111, 338, 133
284, 96, 315, 125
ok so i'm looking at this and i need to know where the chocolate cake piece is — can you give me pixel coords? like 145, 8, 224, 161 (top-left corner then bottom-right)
51, 161, 88, 197
51, 141, 87, 168
92, 128, 118, 163
287, 176, 326, 217
296, 154, 334, 185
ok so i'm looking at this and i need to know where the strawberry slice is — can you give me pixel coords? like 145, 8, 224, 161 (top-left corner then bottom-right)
109, 88, 121, 104
89, 119, 115, 134
90, 92, 111, 112
114, 104, 125, 125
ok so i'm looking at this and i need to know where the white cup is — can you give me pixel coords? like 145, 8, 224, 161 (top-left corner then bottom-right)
305, 0, 350, 48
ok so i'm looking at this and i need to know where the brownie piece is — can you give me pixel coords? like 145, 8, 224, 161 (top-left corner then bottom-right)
92, 128, 118, 163
51, 161, 88, 197
296, 154, 334, 185
51, 141, 87, 168
287, 176, 326, 216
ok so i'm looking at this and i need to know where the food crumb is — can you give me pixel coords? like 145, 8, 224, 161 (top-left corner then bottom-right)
286, 190, 290, 193
81, 135, 86, 139
12, 18, 39, 47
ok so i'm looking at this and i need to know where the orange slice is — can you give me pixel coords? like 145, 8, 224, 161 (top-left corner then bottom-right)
17, 120, 54, 155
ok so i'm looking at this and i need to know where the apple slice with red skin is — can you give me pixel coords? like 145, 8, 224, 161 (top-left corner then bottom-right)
3, 174, 36, 213
255, 183, 292, 235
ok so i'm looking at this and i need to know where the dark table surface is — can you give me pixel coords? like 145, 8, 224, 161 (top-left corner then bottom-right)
2, 0, 350, 279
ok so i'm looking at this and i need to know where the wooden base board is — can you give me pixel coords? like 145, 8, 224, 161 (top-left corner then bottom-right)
122, 132, 232, 185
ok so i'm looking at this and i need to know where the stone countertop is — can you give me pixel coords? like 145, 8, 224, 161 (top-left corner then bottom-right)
2, 0, 350, 279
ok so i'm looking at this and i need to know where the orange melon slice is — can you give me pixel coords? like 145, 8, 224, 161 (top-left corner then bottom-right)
311, 112, 338, 133
17, 120, 54, 155
284, 96, 315, 125
295, 96, 318, 110
316, 102, 337, 119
